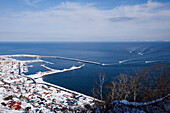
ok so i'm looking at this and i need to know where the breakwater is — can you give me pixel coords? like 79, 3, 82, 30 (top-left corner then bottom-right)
41, 56, 101, 65
2, 54, 101, 65
28, 64, 85, 78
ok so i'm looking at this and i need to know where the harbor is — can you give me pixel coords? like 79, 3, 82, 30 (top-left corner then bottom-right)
0, 54, 100, 112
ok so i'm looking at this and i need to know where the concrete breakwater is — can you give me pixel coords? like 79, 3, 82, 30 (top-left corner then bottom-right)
28, 64, 85, 78
25, 63, 101, 101
25, 63, 101, 102
41, 56, 101, 65
2, 54, 101, 65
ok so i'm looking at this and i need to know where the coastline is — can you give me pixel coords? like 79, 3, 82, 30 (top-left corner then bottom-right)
0, 54, 100, 112
36, 77, 99, 101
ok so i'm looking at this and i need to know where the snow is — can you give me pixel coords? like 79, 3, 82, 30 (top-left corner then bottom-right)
0, 55, 98, 112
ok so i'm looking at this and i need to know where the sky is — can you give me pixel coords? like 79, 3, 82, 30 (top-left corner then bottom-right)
0, 0, 170, 42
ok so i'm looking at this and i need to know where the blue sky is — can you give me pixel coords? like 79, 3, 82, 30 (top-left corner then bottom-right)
0, 0, 170, 42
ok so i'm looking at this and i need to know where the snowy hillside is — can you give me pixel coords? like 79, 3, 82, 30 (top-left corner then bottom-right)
95, 94, 170, 113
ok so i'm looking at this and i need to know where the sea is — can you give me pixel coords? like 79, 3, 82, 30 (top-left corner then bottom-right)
0, 42, 170, 96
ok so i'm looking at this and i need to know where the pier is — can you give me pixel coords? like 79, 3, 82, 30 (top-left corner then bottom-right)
40, 55, 101, 65
2, 54, 101, 65
28, 64, 85, 78
41, 64, 56, 71
20, 59, 43, 63
42, 60, 54, 65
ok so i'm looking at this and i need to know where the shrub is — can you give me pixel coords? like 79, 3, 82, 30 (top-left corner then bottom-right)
4, 95, 13, 100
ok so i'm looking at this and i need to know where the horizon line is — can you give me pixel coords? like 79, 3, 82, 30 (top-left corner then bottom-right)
0, 41, 170, 43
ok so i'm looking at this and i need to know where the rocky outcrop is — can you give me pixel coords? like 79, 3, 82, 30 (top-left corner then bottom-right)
95, 94, 170, 113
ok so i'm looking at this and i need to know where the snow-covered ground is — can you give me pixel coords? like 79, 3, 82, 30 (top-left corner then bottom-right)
95, 94, 170, 113
0, 56, 96, 112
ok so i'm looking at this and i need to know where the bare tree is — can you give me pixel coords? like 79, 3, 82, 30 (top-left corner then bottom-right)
94, 64, 170, 103
93, 71, 106, 100
105, 79, 117, 102
98, 72, 106, 100
142, 64, 170, 101
115, 74, 130, 100
91, 86, 98, 99
129, 71, 145, 102
106, 74, 131, 102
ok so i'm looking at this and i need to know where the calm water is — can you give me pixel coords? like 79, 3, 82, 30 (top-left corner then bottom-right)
0, 42, 170, 96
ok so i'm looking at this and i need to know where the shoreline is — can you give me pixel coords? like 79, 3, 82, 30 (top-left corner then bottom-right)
36, 77, 99, 101
0, 54, 101, 112
18, 56, 96, 100
26, 63, 98, 100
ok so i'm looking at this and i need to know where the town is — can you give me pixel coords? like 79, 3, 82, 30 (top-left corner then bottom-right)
0, 55, 97, 112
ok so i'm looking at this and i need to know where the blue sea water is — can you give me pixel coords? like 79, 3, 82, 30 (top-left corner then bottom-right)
0, 42, 170, 96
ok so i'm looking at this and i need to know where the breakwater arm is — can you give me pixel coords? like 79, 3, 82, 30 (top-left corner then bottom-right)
3, 54, 101, 65
28, 64, 85, 78
41, 56, 101, 65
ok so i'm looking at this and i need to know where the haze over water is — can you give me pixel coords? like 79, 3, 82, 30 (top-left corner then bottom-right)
0, 42, 169, 96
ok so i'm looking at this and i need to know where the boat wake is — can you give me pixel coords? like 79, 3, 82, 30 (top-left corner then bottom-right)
128, 47, 159, 56
145, 60, 162, 64
141, 49, 158, 55
119, 57, 163, 64
119, 58, 139, 64
102, 63, 116, 66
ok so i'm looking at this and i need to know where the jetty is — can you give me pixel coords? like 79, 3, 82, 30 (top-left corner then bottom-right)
41, 64, 55, 71
2, 54, 101, 65
40, 55, 101, 65
41, 60, 54, 65
20, 59, 43, 63
28, 64, 85, 78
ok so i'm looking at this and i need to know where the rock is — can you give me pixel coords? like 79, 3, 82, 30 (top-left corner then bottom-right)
95, 94, 170, 113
